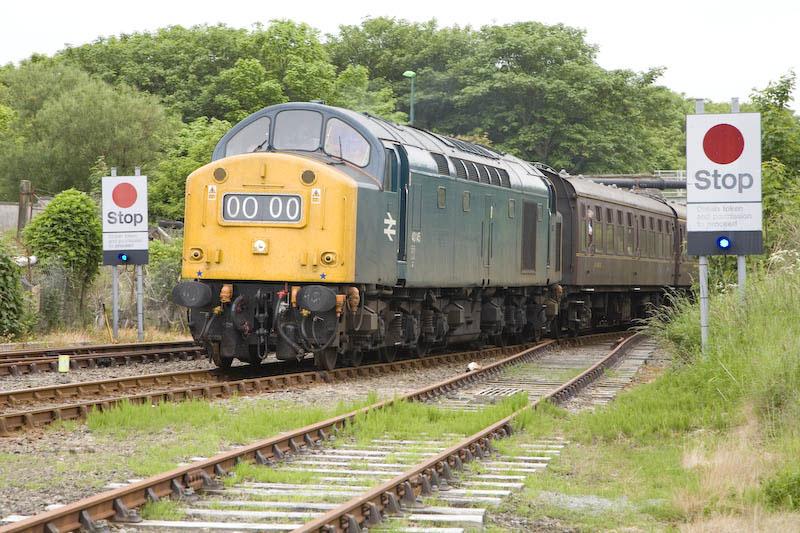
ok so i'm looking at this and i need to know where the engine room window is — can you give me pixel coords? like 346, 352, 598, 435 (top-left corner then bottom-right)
273, 110, 323, 151
462, 191, 471, 211
508, 199, 516, 218
323, 118, 370, 167
224, 116, 271, 157
437, 186, 447, 209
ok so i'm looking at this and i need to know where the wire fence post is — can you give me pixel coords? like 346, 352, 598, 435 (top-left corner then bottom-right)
135, 166, 144, 342
694, 98, 710, 354
110, 167, 119, 342
731, 97, 747, 306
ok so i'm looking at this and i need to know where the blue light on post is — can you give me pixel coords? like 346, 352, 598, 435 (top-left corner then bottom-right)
716, 236, 731, 251
118, 253, 129, 262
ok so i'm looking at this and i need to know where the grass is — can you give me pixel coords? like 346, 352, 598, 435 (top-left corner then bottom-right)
487, 263, 800, 531
86, 394, 378, 475
140, 500, 186, 520
3, 327, 190, 348
224, 461, 323, 487
343, 392, 529, 444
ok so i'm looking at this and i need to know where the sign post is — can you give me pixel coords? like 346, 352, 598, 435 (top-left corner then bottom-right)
686, 99, 762, 352
102, 170, 149, 342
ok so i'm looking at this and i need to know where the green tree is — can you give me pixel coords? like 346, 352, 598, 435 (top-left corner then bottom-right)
257, 20, 336, 102
23, 189, 103, 319
751, 72, 800, 173
59, 24, 257, 121
149, 117, 231, 220
329, 65, 406, 121
202, 58, 286, 122
0, 62, 178, 198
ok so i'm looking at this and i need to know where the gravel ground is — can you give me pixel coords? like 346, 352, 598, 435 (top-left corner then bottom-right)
0, 351, 511, 519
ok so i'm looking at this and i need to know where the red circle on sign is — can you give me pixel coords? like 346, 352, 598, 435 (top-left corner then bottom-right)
702, 123, 744, 165
112, 183, 137, 208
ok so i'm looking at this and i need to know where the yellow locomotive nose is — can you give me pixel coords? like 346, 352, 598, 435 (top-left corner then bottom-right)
181, 152, 357, 284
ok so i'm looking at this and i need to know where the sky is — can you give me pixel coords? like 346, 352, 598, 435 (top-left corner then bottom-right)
1, 0, 797, 106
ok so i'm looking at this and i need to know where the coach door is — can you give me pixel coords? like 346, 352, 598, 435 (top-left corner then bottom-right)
482, 194, 494, 283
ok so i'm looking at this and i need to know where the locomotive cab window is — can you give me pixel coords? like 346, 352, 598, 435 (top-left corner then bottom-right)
323, 118, 370, 166
273, 110, 323, 151
224, 116, 271, 157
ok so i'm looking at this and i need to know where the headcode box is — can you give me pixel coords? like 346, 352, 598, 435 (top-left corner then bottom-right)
686, 113, 762, 256
101, 175, 149, 265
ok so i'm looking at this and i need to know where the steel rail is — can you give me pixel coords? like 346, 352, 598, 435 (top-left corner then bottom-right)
0, 336, 576, 533
0, 332, 627, 532
0, 343, 202, 377
295, 332, 645, 533
0, 339, 553, 435
0, 340, 196, 361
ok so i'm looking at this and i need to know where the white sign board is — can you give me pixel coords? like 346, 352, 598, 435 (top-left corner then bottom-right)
101, 175, 149, 264
686, 113, 761, 232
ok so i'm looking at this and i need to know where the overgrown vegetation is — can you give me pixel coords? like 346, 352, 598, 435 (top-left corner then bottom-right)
0, 243, 26, 338
494, 257, 800, 530
23, 189, 102, 326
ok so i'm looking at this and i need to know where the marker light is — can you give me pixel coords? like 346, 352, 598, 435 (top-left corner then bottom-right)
117, 253, 129, 262
716, 236, 731, 251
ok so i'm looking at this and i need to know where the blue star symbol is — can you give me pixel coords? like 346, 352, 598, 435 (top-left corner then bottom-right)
197, 271, 203, 277
320, 272, 326, 280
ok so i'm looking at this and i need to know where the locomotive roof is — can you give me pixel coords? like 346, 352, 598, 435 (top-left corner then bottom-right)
213, 102, 549, 195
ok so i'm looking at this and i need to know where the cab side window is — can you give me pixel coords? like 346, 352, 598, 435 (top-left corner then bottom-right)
384, 148, 400, 192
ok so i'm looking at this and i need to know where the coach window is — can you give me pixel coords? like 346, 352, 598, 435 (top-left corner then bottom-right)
323, 118, 370, 166
273, 110, 323, 151
625, 212, 634, 255
225, 116, 271, 156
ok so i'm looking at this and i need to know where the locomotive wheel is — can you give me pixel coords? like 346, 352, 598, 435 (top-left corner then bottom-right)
314, 348, 338, 371
410, 341, 431, 358
346, 350, 364, 367
490, 334, 506, 348
207, 341, 232, 369
379, 346, 397, 363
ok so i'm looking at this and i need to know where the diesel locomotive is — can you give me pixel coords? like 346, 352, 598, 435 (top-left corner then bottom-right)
172, 102, 692, 370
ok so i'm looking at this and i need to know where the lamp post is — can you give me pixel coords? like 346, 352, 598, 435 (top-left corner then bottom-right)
403, 70, 416, 125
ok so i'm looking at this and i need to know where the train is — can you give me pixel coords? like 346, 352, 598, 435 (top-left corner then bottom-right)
172, 102, 692, 370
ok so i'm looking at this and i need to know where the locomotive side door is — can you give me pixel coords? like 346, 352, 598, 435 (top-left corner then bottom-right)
482, 194, 494, 283
383, 143, 411, 280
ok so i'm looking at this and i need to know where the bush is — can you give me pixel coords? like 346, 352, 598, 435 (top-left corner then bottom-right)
0, 244, 25, 338
24, 189, 102, 324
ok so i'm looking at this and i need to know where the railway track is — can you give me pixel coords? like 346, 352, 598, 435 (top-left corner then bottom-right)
0, 340, 201, 377
0, 342, 536, 435
0, 331, 650, 533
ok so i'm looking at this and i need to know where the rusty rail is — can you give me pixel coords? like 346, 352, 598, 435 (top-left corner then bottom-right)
295, 332, 644, 533
0, 339, 554, 435
0, 331, 632, 533
0, 337, 572, 533
0, 342, 202, 377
